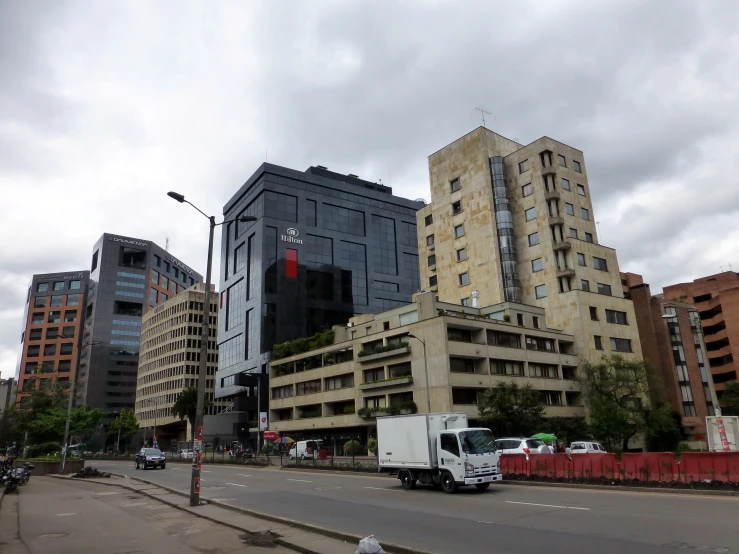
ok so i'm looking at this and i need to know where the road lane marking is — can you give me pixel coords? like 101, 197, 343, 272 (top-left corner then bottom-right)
286, 478, 312, 483
227, 483, 248, 488
94, 491, 120, 496
203, 470, 212, 473
57, 513, 78, 516
505, 501, 590, 511
121, 502, 148, 507
171, 467, 181, 470
237, 474, 253, 477
364, 486, 402, 492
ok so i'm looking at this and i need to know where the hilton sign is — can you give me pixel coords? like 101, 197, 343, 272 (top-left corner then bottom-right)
280, 228, 303, 245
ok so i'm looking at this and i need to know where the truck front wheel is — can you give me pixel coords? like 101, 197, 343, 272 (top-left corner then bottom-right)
440, 471, 458, 494
475, 483, 490, 491
400, 470, 417, 490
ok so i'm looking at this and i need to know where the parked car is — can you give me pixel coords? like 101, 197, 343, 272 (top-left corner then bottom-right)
289, 440, 323, 460
180, 449, 193, 459
569, 441, 607, 454
494, 438, 553, 458
136, 448, 166, 469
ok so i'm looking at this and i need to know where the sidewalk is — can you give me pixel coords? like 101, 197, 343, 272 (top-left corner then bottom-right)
0, 478, 298, 554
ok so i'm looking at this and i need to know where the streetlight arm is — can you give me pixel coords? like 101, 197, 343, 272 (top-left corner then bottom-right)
184, 200, 211, 220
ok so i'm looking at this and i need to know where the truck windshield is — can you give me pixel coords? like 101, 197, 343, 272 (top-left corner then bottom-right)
459, 430, 495, 454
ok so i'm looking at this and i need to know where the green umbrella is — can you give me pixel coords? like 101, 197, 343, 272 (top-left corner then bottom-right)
532, 433, 557, 442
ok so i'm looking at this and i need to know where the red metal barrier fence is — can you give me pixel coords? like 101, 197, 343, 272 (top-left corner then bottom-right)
500, 452, 739, 483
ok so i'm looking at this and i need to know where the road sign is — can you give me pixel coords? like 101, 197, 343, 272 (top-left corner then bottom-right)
193, 440, 203, 451
263, 431, 279, 441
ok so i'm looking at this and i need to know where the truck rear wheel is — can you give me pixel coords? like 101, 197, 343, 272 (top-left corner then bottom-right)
475, 483, 490, 491
440, 471, 458, 494
400, 470, 416, 490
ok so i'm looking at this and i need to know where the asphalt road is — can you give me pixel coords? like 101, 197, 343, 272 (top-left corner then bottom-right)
92, 460, 739, 554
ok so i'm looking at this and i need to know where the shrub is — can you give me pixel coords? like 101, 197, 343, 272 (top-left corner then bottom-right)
343, 405, 356, 414
357, 342, 408, 358
271, 329, 335, 360
400, 400, 418, 413
368, 438, 377, 454
344, 440, 362, 456
26, 442, 61, 458
357, 407, 371, 418
503, 314, 511, 322
261, 443, 273, 455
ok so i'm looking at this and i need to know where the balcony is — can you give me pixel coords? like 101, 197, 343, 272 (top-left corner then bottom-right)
544, 190, 560, 201
556, 268, 576, 278
541, 167, 557, 177
359, 376, 413, 391
544, 405, 586, 418
357, 345, 410, 363
552, 241, 571, 252
548, 215, 564, 226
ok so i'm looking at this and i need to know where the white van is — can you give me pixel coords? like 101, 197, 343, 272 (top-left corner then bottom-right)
289, 440, 323, 460
569, 441, 607, 454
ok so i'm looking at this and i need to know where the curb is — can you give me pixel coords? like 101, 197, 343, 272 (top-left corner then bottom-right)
279, 465, 389, 478
53, 473, 432, 554
499, 479, 739, 497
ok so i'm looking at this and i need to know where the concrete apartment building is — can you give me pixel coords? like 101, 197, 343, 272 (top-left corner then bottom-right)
624, 273, 718, 439
78, 233, 202, 420
218, 163, 423, 441
416, 127, 642, 365
268, 291, 583, 443
136, 283, 230, 451
16, 271, 90, 406
663, 271, 739, 395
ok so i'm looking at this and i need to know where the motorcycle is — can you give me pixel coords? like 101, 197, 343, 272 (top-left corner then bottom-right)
3, 468, 21, 494
17, 462, 34, 486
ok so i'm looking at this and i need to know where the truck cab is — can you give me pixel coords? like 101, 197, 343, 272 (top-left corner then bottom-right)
433, 427, 501, 492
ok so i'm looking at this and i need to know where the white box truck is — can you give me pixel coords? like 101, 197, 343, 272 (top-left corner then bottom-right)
377, 412, 501, 494
706, 416, 739, 452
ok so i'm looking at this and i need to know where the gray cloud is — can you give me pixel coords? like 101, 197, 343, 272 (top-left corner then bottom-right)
2, 0, 739, 378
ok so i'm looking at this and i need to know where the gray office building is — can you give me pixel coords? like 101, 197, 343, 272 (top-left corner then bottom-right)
78, 233, 203, 416
217, 163, 423, 441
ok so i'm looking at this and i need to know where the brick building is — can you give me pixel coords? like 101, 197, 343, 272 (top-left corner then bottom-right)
623, 273, 718, 439
663, 272, 739, 395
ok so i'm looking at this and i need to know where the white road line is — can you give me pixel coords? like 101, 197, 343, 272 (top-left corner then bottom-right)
203, 470, 212, 473
363, 486, 402, 492
57, 513, 78, 517
237, 474, 253, 477
505, 501, 590, 511
475, 521, 495, 524
226, 483, 248, 488
93, 491, 120, 496
171, 467, 181, 470
286, 478, 312, 483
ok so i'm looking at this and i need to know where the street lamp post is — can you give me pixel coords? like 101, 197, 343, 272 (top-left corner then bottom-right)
407, 334, 431, 413
60, 339, 101, 474
167, 191, 256, 507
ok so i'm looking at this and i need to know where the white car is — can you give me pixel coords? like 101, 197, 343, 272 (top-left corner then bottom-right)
180, 449, 193, 459
569, 441, 607, 454
495, 438, 553, 457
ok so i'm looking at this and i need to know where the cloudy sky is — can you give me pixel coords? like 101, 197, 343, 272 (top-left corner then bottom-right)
2, 0, 738, 379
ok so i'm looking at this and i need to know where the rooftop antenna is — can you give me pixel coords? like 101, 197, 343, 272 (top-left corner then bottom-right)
476, 107, 493, 129
596, 221, 602, 242
165, 236, 169, 251
720, 263, 733, 272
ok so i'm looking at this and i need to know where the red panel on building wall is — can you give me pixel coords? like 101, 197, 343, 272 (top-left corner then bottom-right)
286, 249, 298, 278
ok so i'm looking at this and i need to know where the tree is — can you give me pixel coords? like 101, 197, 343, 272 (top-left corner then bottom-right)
579, 355, 664, 452
172, 387, 211, 440
720, 381, 739, 416
541, 417, 591, 445
477, 382, 545, 437
644, 404, 682, 452
108, 408, 140, 452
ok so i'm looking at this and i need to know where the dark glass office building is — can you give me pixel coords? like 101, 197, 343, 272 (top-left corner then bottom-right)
79, 233, 203, 421
217, 164, 423, 432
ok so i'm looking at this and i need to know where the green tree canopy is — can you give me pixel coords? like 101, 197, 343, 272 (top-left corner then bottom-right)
172, 387, 211, 436
720, 381, 739, 416
477, 382, 545, 437
109, 409, 140, 439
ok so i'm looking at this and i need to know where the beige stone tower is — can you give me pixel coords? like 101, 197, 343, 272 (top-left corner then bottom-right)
417, 127, 642, 363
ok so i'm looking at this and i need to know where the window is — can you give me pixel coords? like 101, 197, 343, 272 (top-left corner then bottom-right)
535, 284, 547, 298
577, 184, 586, 196
533, 316, 539, 329
517, 313, 524, 326
452, 200, 462, 214
37, 282, 49, 292
448, 328, 472, 342
585, 232, 593, 243
590, 307, 598, 321
606, 310, 628, 325
519, 159, 530, 173
44, 344, 56, 356
306, 199, 317, 227
364, 368, 385, 383
454, 224, 465, 238
528, 232, 540, 246
325, 374, 354, 390
487, 331, 521, 348
569, 228, 578, 239
428, 254, 436, 267
457, 248, 467, 261
581, 279, 590, 292
561, 178, 570, 191
27, 345, 40, 358
425, 214, 433, 226
450, 178, 460, 192
46, 327, 59, 339
272, 385, 294, 399
296, 379, 322, 396
594, 335, 603, 350
64, 311, 77, 322
48, 311, 61, 323
160, 293, 168, 302
573, 161, 582, 173
29, 329, 42, 340
526, 336, 555, 352
581, 207, 590, 221
323, 203, 364, 236
429, 275, 438, 287
67, 294, 79, 306
597, 283, 612, 296
459, 272, 469, 286
62, 326, 75, 338
91, 250, 99, 272
32, 312, 44, 324
440, 434, 460, 457
233, 242, 246, 274
531, 258, 543, 272
522, 183, 533, 197
530, 364, 558, 378
563, 203, 574, 216
426, 234, 435, 247
34, 296, 46, 308
577, 253, 586, 266
541, 391, 563, 406
593, 257, 608, 271
610, 338, 633, 353
491, 360, 524, 376
53, 281, 65, 291
525, 207, 536, 221
558, 154, 567, 167
461, 297, 471, 307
